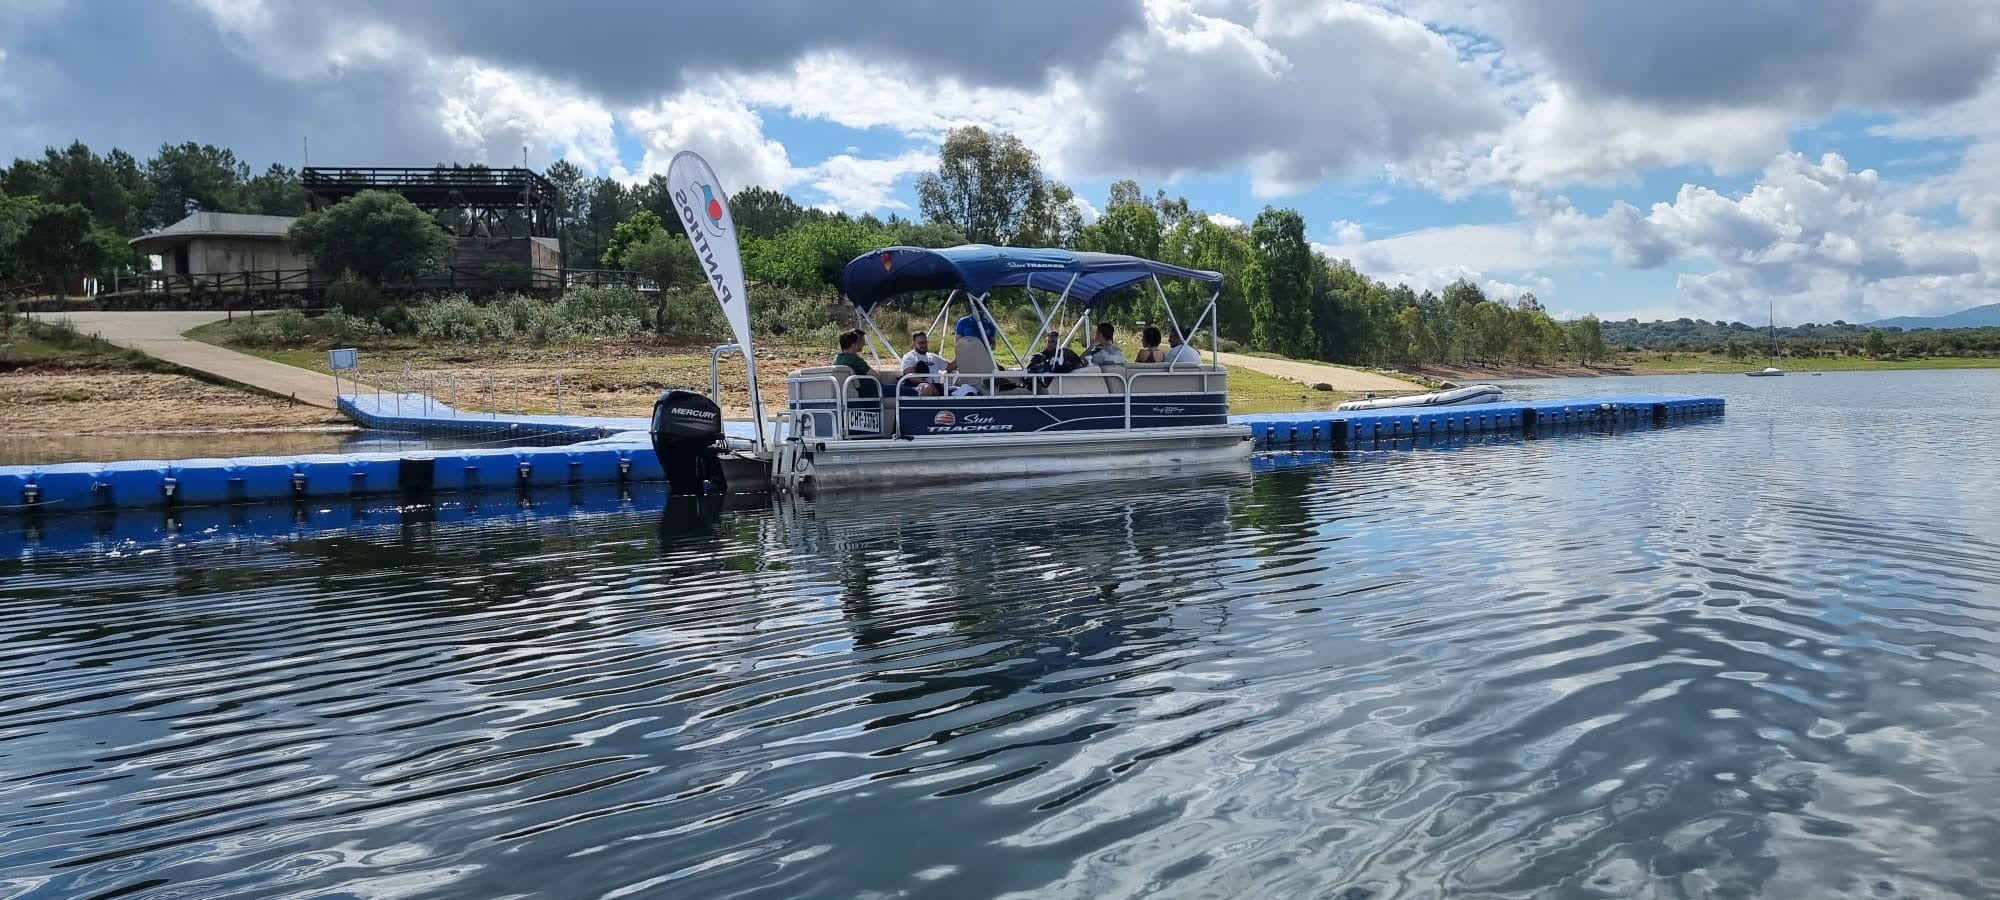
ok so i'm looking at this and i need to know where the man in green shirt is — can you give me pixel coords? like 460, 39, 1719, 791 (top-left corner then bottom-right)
834, 329, 881, 398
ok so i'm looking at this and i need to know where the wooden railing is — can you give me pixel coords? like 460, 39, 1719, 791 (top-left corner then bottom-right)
9, 267, 660, 302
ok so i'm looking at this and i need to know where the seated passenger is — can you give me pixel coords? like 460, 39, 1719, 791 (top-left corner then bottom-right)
1027, 330, 1083, 393
1164, 327, 1202, 366
1135, 325, 1165, 363
833, 328, 881, 397
1084, 322, 1127, 368
899, 330, 956, 396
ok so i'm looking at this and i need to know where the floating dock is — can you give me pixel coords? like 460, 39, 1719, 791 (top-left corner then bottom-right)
0, 391, 1722, 516
3, 429, 1660, 559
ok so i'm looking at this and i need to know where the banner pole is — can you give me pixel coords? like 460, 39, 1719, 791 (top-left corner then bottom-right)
665, 150, 766, 455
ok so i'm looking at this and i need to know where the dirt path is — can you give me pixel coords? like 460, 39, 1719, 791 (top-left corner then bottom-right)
1214, 352, 1421, 393
36, 311, 340, 408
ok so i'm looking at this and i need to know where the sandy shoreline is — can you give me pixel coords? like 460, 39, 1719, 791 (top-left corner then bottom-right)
0, 370, 351, 434
1403, 362, 1632, 381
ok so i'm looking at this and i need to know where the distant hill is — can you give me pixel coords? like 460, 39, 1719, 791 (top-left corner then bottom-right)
1870, 304, 2000, 331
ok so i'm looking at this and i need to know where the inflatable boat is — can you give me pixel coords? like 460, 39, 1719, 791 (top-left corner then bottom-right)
1335, 383, 1503, 411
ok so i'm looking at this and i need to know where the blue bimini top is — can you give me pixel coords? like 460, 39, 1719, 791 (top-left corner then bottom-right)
839, 244, 1224, 311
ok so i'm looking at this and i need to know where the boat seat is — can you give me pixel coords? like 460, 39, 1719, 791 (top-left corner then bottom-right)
951, 337, 998, 394
1097, 363, 1128, 394
992, 369, 1033, 395
788, 366, 853, 401
1054, 365, 1118, 395
1126, 362, 1213, 393
954, 337, 996, 374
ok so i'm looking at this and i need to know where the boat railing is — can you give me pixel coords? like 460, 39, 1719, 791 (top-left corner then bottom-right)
708, 343, 743, 404
787, 367, 1228, 441
785, 372, 853, 442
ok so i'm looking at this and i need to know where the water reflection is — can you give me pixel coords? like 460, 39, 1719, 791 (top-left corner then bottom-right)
761, 478, 1241, 660
5, 371, 2000, 898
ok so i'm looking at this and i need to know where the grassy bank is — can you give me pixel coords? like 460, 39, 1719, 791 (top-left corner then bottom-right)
187, 318, 1354, 417
1, 319, 348, 434
0, 319, 176, 372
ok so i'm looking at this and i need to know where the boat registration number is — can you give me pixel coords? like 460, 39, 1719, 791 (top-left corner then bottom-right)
845, 409, 882, 434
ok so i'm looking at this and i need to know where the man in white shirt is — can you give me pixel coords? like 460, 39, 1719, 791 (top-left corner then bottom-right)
899, 330, 956, 396
1164, 327, 1202, 366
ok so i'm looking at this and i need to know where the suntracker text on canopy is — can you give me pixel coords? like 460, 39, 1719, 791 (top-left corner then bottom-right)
837, 244, 1224, 310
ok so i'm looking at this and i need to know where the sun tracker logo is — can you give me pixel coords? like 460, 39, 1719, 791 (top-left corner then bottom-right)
928, 411, 1011, 433
694, 181, 726, 236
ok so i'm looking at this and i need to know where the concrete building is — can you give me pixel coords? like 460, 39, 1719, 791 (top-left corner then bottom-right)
129, 212, 307, 278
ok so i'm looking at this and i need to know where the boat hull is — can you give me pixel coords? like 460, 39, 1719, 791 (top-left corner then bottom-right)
1336, 384, 1503, 411
780, 424, 1254, 490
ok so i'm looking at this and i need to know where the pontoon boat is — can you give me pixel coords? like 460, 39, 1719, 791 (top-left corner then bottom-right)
652, 245, 1255, 493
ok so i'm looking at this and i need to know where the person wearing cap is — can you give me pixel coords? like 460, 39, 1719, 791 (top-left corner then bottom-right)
954, 312, 998, 342
1027, 330, 1082, 393
1164, 327, 1202, 366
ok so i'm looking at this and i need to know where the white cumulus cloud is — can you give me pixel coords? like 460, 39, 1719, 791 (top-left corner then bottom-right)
1608, 152, 1997, 322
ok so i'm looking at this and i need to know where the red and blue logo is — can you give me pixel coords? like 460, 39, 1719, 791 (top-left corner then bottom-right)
695, 181, 727, 236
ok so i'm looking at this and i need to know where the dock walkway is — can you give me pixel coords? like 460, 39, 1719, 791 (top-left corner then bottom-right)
39, 310, 338, 408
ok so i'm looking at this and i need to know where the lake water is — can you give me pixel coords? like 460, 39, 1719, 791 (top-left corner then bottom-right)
3, 370, 1999, 898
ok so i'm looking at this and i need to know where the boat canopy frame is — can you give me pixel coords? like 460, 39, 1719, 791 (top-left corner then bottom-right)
836, 244, 1226, 369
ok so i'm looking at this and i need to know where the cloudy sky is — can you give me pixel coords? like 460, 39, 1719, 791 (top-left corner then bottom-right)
4, 0, 2000, 324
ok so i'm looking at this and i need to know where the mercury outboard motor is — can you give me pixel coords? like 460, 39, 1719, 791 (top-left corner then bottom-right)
650, 389, 727, 496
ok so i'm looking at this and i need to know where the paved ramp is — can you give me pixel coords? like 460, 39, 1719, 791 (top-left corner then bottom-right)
41, 311, 339, 409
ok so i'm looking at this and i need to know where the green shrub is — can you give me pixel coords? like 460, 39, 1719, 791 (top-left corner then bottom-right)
326, 273, 379, 315
324, 308, 390, 342
231, 309, 312, 347
410, 295, 501, 343
554, 287, 651, 339
642, 287, 729, 340
494, 293, 577, 343
560, 285, 650, 321
751, 289, 839, 341
374, 304, 414, 335
28, 317, 90, 349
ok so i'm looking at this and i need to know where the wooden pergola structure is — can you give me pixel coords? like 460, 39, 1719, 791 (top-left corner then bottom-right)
302, 166, 561, 239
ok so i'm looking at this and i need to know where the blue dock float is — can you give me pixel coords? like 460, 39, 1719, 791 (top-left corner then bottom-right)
1240, 394, 1725, 450
0, 392, 1721, 516
0, 482, 694, 560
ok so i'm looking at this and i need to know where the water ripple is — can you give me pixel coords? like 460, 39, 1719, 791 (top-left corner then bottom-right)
4, 371, 2000, 898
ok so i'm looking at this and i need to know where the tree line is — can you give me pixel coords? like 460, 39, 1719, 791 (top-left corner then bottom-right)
0, 131, 1610, 365
41, 130, 2000, 367
0, 140, 310, 298
1598, 317, 2000, 358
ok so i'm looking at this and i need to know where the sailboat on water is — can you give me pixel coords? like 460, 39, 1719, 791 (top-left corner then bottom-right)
1745, 299, 1785, 376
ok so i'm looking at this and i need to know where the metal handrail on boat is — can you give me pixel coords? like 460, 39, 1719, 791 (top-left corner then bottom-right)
709, 344, 743, 404
786, 366, 1228, 441
785, 373, 853, 441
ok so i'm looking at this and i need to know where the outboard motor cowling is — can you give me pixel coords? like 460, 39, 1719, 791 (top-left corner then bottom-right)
650, 389, 727, 495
